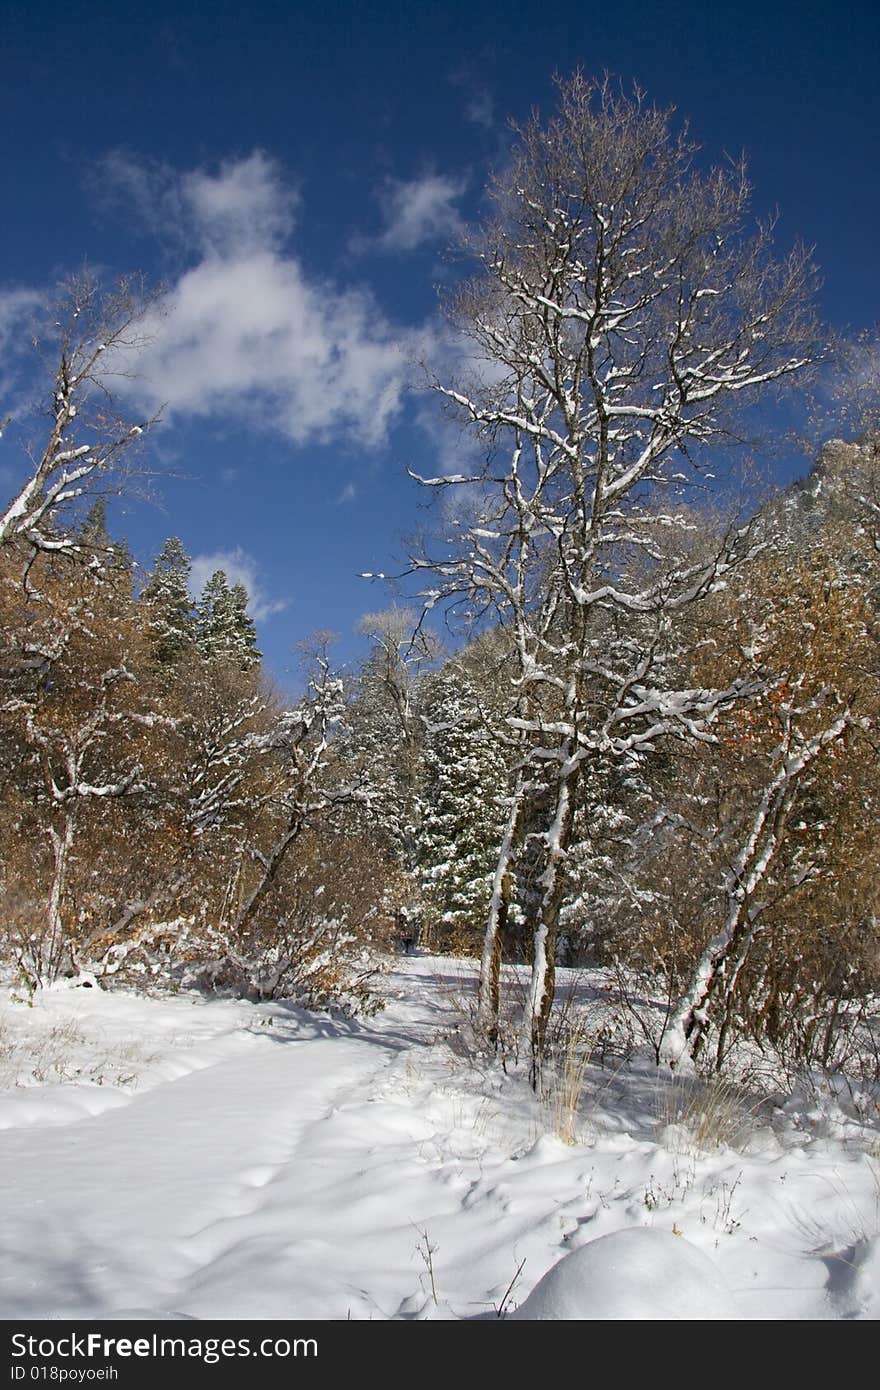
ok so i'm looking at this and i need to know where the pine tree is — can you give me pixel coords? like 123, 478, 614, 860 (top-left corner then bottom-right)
80, 499, 110, 546
140, 536, 195, 664
228, 582, 261, 669
196, 569, 232, 659
79, 500, 133, 577
196, 570, 260, 668
418, 668, 508, 951
341, 609, 430, 871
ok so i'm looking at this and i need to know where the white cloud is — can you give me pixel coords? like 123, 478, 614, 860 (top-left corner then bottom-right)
98, 153, 415, 447
0, 286, 44, 414
190, 546, 289, 623
91, 151, 187, 250
181, 153, 298, 256
373, 172, 467, 252
138, 254, 408, 446
94, 149, 297, 257
0, 287, 41, 345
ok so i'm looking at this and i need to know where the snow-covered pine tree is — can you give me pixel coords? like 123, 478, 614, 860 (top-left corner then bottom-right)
554, 751, 653, 965
343, 609, 430, 869
76, 499, 134, 590
140, 536, 195, 664
79, 499, 113, 556
196, 569, 230, 660
418, 667, 509, 952
196, 570, 261, 669
228, 582, 261, 669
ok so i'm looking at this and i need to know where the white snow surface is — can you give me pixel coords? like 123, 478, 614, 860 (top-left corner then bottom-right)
511, 1228, 739, 1320
1, 957, 878, 1321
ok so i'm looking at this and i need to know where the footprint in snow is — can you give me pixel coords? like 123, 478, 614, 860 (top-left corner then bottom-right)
239, 1165, 277, 1189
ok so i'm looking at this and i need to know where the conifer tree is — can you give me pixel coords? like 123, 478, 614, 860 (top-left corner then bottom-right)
228, 582, 261, 669
78, 499, 134, 584
341, 609, 432, 870
80, 499, 110, 547
197, 569, 233, 660
418, 668, 508, 951
140, 536, 195, 664
196, 570, 260, 668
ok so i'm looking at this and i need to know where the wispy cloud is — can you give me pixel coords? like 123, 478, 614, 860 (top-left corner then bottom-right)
95, 152, 416, 447
368, 172, 467, 253
92, 149, 298, 257
190, 545, 289, 623
0, 285, 44, 415
182, 152, 298, 256
464, 89, 495, 130
449, 66, 497, 132
0, 287, 42, 346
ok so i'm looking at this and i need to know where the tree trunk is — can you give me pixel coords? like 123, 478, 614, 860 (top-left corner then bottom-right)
233, 816, 304, 937
661, 712, 847, 1069
478, 772, 525, 1044
46, 813, 75, 983
524, 766, 578, 1086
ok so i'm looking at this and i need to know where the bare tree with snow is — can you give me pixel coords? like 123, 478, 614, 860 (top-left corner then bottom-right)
411, 73, 820, 1079
0, 275, 153, 572
232, 642, 367, 938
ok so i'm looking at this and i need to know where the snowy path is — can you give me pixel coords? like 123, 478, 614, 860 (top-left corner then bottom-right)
3, 1034, 394, 1317
1, 960, 878, 1320
1, 973, 454, 1319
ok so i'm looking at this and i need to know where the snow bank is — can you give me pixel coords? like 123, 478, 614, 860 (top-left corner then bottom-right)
512, 1228, 740, 1320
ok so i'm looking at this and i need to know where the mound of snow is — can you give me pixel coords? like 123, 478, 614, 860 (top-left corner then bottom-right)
513, 1228, 740, 1320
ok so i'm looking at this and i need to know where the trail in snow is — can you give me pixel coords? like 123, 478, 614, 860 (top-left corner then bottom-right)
1, 959, 878, 1320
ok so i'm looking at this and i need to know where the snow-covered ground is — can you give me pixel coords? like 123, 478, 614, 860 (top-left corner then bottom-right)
1, 957, 878, 1320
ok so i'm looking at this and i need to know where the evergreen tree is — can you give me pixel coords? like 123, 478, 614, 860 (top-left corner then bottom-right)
228, 582, 261, 669
80, 499, 110, 547
342, 609, 430, 871
418, 668, 508, 951
140, 536, 195, 664
196, 570, 260, 668
196, 569, 233, 660
79, 499, 133, 577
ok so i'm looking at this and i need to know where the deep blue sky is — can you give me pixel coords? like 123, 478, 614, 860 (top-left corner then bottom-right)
2, 0, 878, 688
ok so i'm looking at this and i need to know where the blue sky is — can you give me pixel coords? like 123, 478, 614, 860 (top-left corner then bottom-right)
1, 0, 878, 689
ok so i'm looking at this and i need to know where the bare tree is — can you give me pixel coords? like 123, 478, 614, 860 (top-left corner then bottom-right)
661, 701, 852, 1069
411, 73, 820, 1079
0, 555, 173, 984
658, 497, 878, 1070
0, 275, 153, 569
232, 644, 366, 937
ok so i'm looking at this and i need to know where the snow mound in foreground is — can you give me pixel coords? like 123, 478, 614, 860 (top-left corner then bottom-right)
513, 1228, 740, 1320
